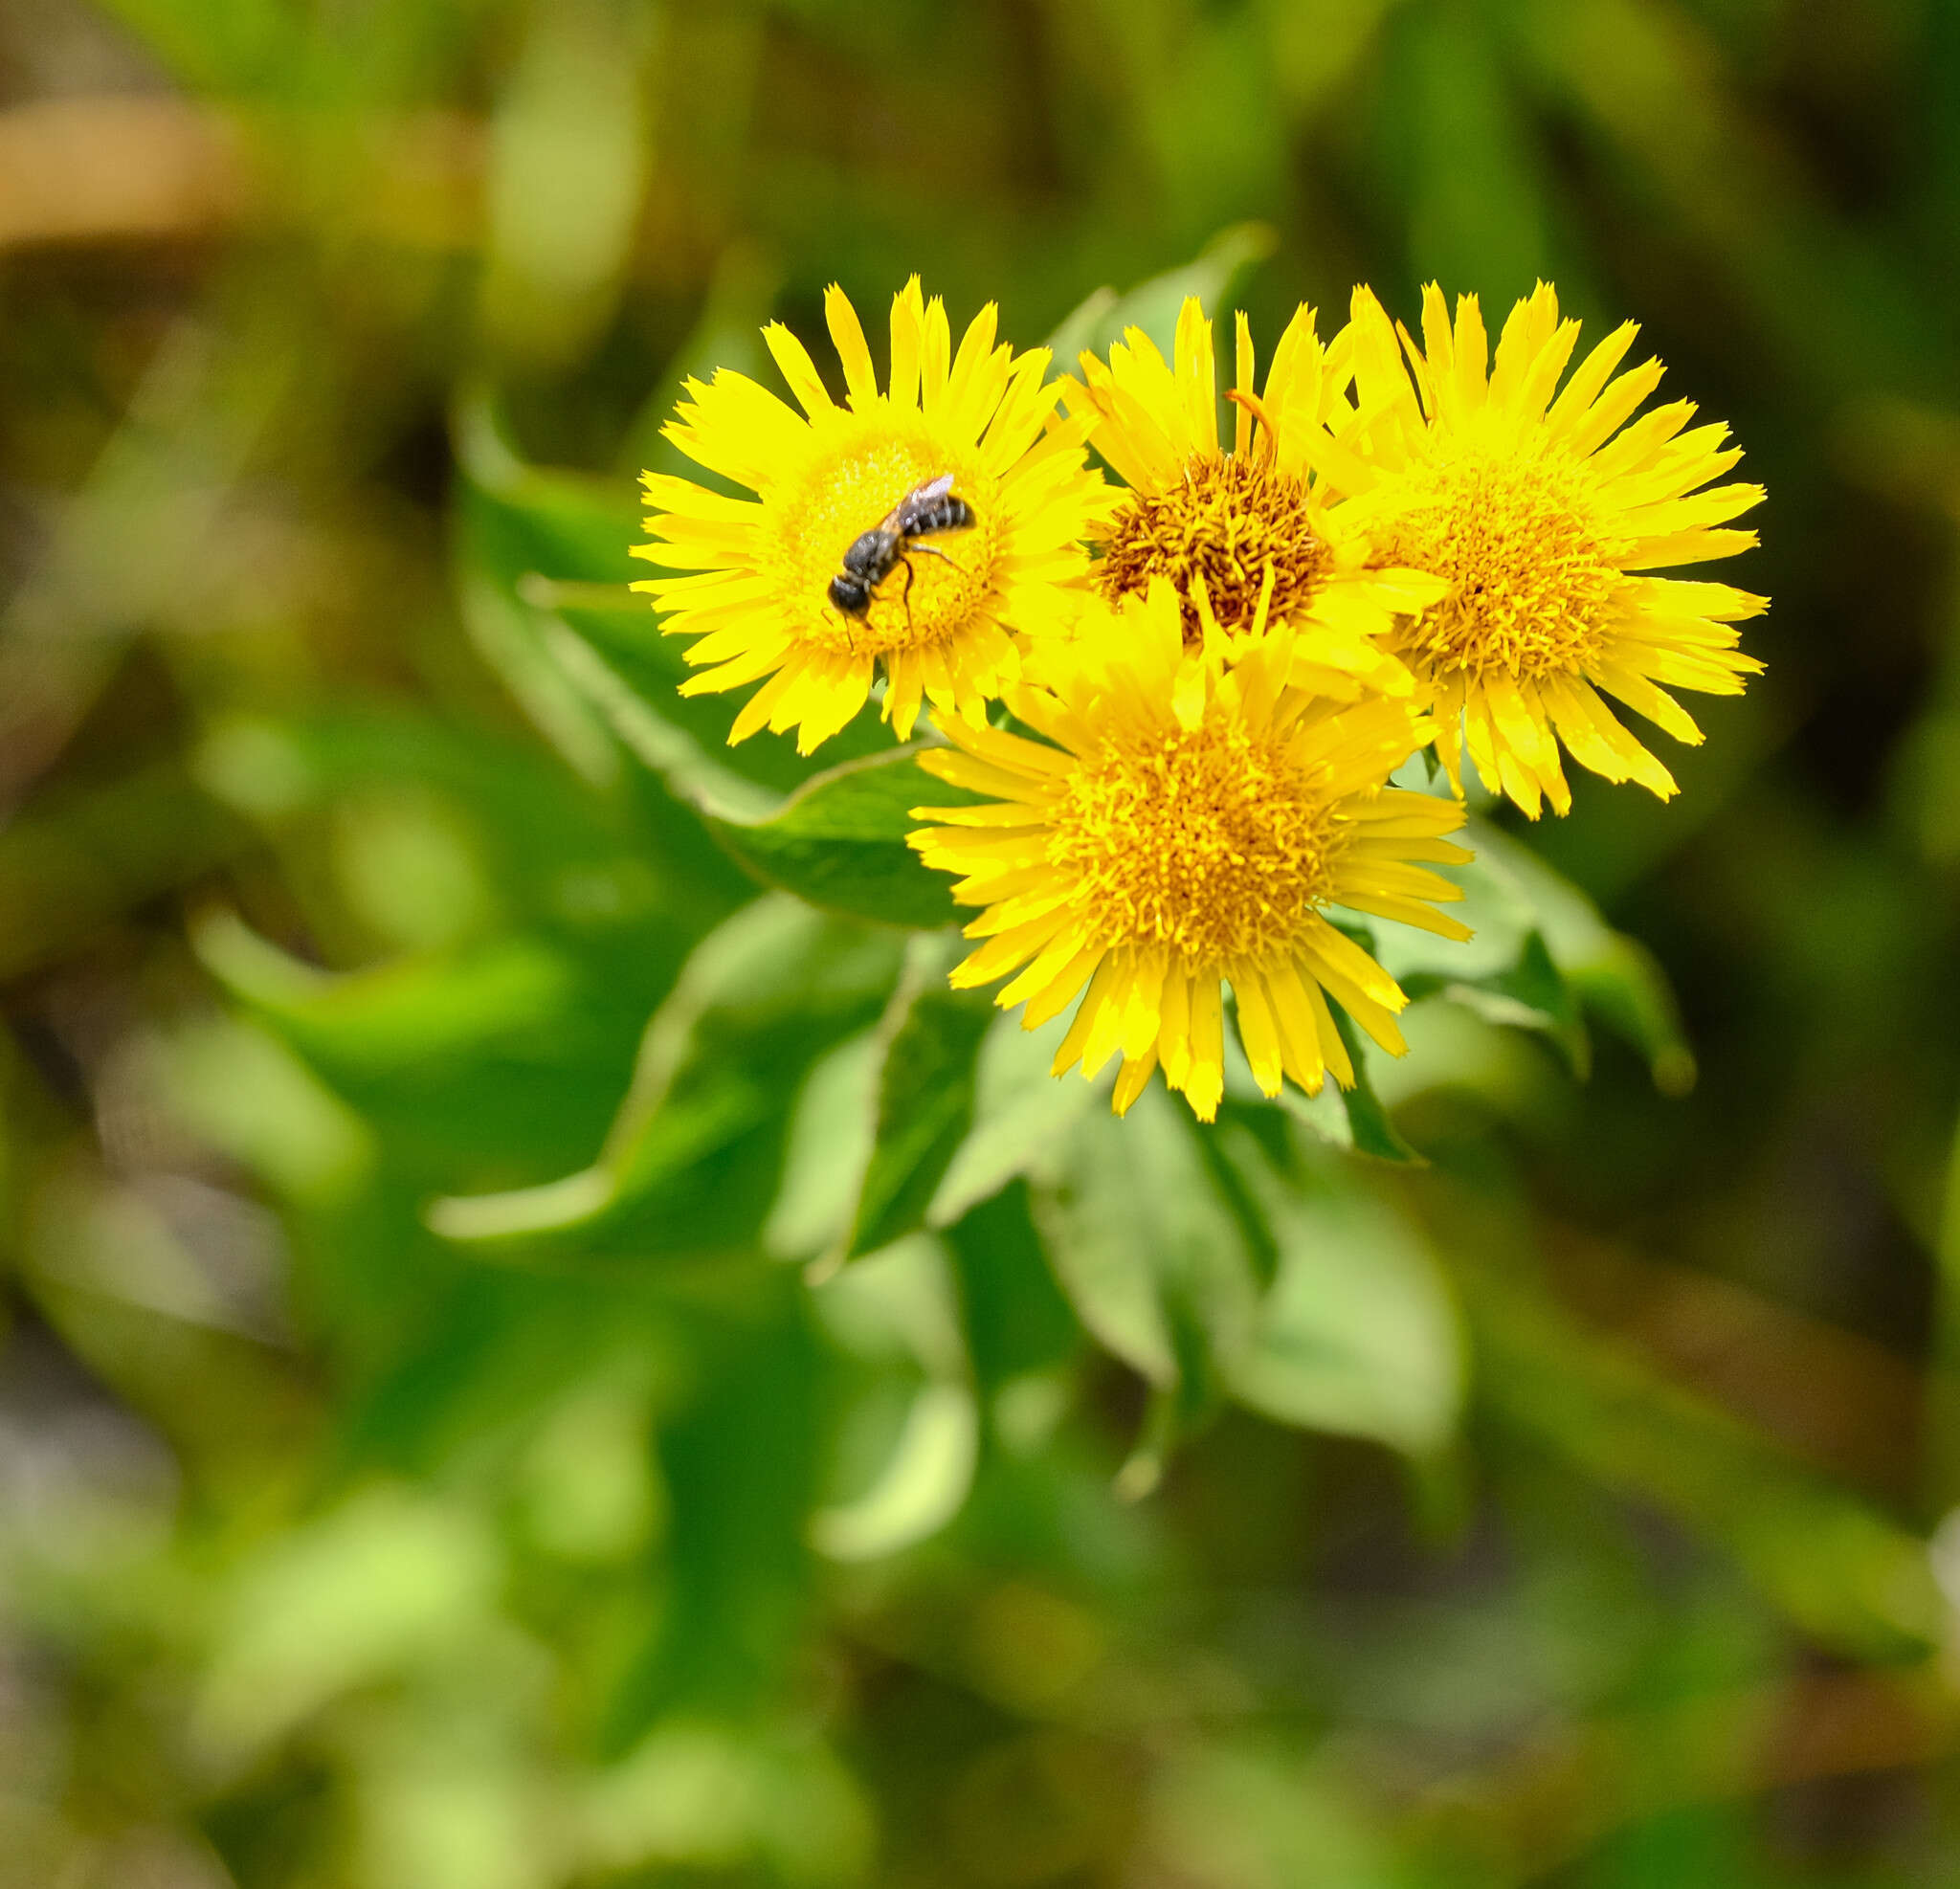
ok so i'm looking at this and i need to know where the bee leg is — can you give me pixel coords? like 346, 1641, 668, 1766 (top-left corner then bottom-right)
897, 555, 917, 632
910, 543, 969, 576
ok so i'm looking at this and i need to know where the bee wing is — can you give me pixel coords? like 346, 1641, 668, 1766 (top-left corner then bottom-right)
881, 472, 956, 532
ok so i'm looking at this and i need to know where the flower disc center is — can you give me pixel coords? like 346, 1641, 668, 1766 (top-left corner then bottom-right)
1095, 453, 1331, 645
774, 414, 996, 658
1048, 719, 1337, 966
1385, 448, 1625, 679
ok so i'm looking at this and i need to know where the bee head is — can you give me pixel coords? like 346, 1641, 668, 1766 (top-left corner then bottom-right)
828, 573, 871, 617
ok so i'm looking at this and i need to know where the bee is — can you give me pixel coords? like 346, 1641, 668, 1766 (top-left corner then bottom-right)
827, 474, 975, 627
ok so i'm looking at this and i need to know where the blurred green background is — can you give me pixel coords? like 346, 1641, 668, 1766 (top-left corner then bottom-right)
5, 1, 1960, 1884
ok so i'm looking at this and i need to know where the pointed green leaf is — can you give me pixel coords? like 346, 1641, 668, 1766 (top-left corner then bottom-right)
540, 591, 893, 803
1220, 1139, 1464, 1456
455, 391, 641, 589
428, 898, 905, 1257
1044, 223, 1280, 370
808, 1237, 978, 1560
846, 952, 997, 1260
928, 1010, 1102, 1229
1029, 1089, 1258, 1400
1326, 1008, 1425, 1164
1400, 930, 1591, 1078
705, 747, 975, 930
1465, 817, 1695, 1093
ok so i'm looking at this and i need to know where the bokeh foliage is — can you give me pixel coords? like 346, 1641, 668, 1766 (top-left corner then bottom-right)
4, 1, 1960, 1885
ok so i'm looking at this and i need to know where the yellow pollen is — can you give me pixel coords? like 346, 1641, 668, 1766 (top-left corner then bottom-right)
1047, 718, 1337, 966
1385, 447, 1628, 680
770, 415, 998, 659
1096, 453, 1331, 644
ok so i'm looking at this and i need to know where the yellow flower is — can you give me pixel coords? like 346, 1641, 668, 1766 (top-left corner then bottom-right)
907, 585, 1473, 1123
1058, 296, 1442, 703
1317, 282, 1767, 817
632, 279, 1110, 753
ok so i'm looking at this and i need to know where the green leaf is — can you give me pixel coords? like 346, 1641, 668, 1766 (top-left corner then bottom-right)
845, 946, 997, 1261
617, 242, 780, 483
456, 391, 641, 589
944, 1183, 1083, 1391
705, 746, 975, 930
454, 389, 901, 815
1044, 222, 1280, 370
767, 943, 1031, 1269
1379, 4, 1555, 321
1028, 1083, 1459, 1473
610, 1284, 823, 1735
808, 1236, 978, 1561
197, 704, 743, 955
451, 394, 649, 784
427, 898, 905, 1258
98, 0, 293, 94
183, 699, 746, 1194
1360, 808, 1684, 1089
764, 1031, 882, 1263
807, 1379, 978, 1562
1465, 817, 1696, 1094
1029, 1089, 1258, 1407
525, 606, 786, 823
1226, 992, 1425, 1165
1401, 930, 1591, 1078
1219, 1140, 1463, 1456
194, 912, 578, 1074
1348, 801, 1590, 1077
330, 1256, 687, 1485
927, 1010, 1101, 1228
1327, 1008, 1425, 1163
1564, 930, 1696, 1097
538, 592, 894, 805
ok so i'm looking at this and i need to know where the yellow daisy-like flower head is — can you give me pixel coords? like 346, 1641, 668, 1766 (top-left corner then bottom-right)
907, 584, 1474, 1123
1059, 297, 1441, 703
1320, 281, 1768, 817
632, 279, 1110, 753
